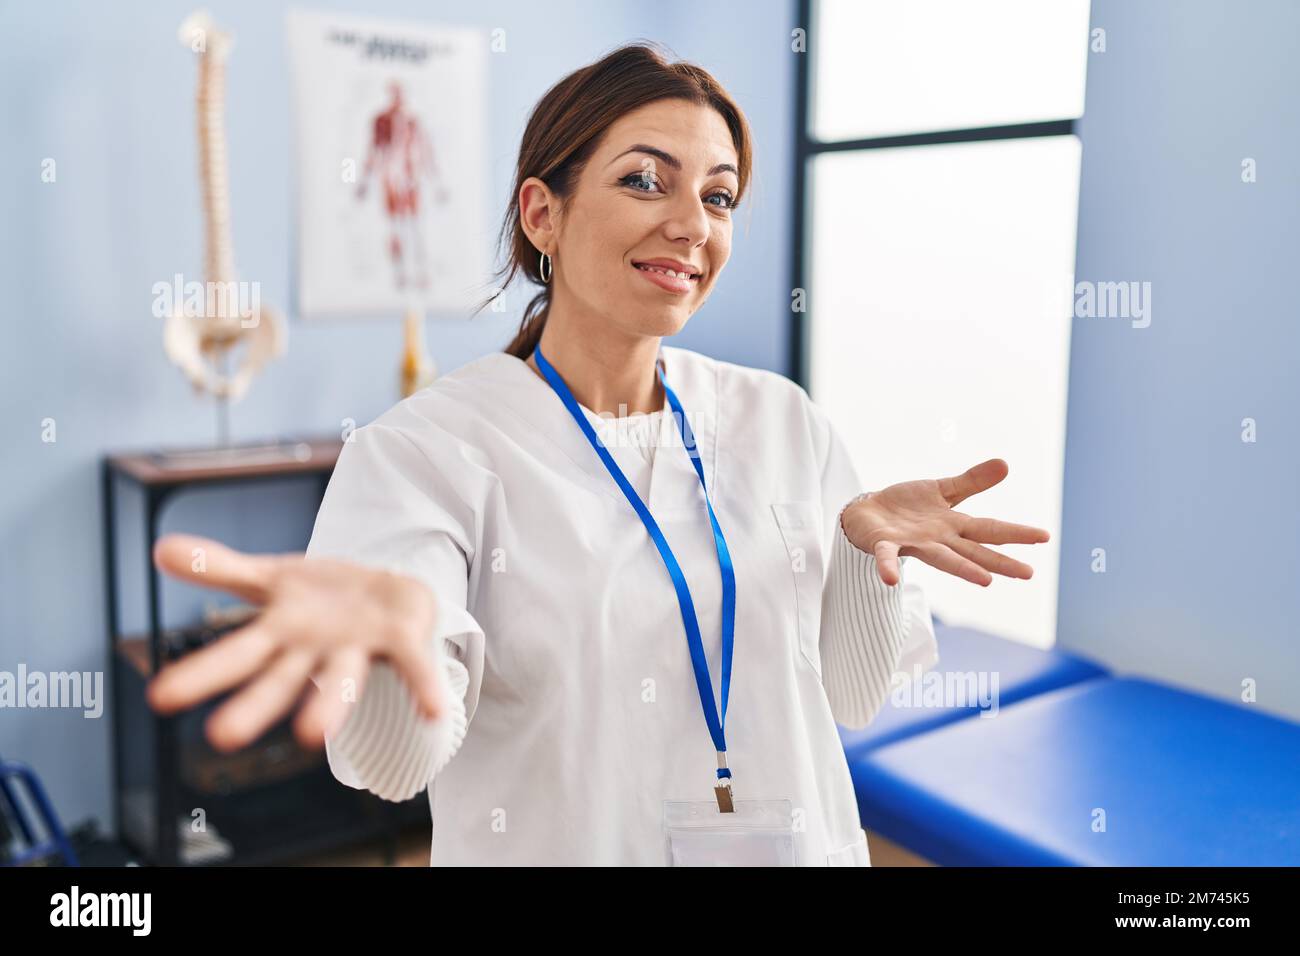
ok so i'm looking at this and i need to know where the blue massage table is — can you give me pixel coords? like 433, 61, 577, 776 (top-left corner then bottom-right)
848, 675, 1300, 866
839, 623, 1109, 756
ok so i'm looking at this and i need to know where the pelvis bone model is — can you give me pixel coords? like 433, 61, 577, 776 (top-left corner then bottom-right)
165, 10, 285, 403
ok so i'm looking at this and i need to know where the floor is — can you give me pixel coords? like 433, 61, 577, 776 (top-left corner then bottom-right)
290, 826, 934, 866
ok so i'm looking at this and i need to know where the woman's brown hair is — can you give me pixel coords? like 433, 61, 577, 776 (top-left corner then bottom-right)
476, 41, 754, 359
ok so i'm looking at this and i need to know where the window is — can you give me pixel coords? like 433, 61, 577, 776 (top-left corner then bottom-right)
796, 0, 1091, 645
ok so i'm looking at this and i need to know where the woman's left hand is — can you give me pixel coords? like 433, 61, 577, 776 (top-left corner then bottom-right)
841, 458, 1051, 588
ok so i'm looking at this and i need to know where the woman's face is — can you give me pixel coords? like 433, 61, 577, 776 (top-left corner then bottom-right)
522, 99, 740, 340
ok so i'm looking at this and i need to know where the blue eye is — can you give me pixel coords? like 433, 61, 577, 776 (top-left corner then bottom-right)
621, 172, 658, 192
620, 173, 739, 211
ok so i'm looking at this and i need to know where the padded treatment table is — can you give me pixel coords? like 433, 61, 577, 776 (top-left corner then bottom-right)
839, 624, 1109, 756
850, 676, 1300, 865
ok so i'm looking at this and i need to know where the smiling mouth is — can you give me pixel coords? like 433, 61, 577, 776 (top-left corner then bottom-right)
631, 262, 702, 281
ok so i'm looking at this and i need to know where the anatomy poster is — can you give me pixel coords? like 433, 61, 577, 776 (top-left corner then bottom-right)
287, 10, 488, 318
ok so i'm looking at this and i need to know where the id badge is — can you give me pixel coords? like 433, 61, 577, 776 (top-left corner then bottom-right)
663, 798, 795, 866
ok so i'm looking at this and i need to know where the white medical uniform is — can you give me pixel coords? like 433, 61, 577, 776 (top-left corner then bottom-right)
305, 345, 938, 866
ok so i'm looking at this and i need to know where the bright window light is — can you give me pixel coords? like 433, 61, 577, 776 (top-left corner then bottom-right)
808, 136, 1081, 645
813, 0, 1090, 140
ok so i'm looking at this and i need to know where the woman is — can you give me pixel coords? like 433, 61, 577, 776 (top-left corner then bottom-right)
148, 42, 1049, 866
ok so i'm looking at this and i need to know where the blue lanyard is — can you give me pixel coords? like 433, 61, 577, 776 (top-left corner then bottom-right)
533, 346, 738, 798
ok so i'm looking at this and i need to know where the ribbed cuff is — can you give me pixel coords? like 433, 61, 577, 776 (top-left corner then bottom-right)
323, 637, 470, 803
822, 495, 910, 729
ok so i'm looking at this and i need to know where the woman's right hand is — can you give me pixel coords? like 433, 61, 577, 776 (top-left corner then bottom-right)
145, 533, 446, 753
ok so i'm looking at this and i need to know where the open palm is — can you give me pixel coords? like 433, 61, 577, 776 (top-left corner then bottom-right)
841, 458, 1051, 587
145, 534, 445, 752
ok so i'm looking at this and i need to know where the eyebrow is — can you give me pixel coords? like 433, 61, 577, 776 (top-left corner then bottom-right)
610, 144, 738, 178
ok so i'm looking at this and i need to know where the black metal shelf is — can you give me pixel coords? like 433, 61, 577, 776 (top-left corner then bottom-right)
100, 436, 426, 866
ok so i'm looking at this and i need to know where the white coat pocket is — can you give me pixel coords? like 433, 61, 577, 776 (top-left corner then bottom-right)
826, 829, 871, 866
663, 799, 796, 866
771, 501, 826, 678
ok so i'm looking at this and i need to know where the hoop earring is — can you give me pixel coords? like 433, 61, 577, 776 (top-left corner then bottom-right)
539, 251, 552, 284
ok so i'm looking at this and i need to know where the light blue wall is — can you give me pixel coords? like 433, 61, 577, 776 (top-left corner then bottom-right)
0, 0, 796, 834
1057, 0, 1300, 719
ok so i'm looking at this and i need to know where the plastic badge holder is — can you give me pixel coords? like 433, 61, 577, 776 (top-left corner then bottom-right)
663, 798, 795, 866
